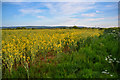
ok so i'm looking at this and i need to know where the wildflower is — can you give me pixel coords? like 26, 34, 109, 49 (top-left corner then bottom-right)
108, 61, 112, 63
9, 55, 12, 58
116, 61, 120, 63
102, 71, 106, 74
27, 57, 30, 59
23, 56, 26, 59
20, 55, 23, 58
114, 58, 116, 60
11, 63, 13, 66
105, 57, 107, 61
109, 55, 112, 57
14, 53, 17, 55
109, 59, 113, 61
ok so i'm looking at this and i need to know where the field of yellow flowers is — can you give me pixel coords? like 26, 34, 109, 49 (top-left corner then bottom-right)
2, 29, 101, 66
2, 28, 112, 78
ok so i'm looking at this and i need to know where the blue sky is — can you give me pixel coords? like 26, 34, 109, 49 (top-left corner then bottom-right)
2, 2, 118, 27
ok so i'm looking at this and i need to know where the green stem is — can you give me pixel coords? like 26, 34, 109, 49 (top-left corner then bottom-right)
22, 62, 29, 79
111, 62, 116, 73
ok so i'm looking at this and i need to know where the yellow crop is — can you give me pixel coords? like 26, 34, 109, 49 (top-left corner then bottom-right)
2, 29, 103, 71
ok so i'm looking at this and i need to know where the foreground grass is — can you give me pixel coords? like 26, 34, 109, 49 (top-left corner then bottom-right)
2, 28, 120, 78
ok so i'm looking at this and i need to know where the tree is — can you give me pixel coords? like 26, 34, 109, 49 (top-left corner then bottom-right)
21, 27, 26, 29
73, 26, 78, 29
16, 27, 26, 29
16, 27, 21, 29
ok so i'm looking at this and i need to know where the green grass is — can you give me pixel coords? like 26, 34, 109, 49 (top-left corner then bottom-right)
2, 28, 120, 78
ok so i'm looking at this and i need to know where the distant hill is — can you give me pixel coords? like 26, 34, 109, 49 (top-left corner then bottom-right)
1, 26, 86, 29
1, 26, 118, 29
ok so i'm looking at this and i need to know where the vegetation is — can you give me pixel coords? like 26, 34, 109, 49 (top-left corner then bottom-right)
16, 27, 27, 29
72, 26, 79, 29
2, 28, 120, 78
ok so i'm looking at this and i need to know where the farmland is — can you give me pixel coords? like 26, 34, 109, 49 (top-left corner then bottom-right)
2, 28, 120, 78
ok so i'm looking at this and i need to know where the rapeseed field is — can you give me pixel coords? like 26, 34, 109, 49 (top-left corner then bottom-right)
2, 28, 120, 78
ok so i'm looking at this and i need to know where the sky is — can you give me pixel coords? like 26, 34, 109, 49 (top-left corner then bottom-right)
2, 2, 118, 27
2, 0, 120, 2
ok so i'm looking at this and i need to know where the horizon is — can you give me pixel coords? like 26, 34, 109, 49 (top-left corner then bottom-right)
1, 25, 118, 28
2, 2, 118, 28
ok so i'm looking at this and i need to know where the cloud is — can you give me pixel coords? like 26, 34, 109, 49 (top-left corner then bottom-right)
61, 3, 95, 15
107, 16, 118, 20
96, 10, 100, 13
45, 3, 57, 14
60, 17, 79, 25
84, 16, 117, 22
85, 18, 104, 21
44, 2, 95, 16
105, 5, 114, 8
3, 0, 26, 2
19, 8, 43, 14
3, 2, 118, 27
37, 16, 45, 18
81, 13, 96, 17
20, 2, 116, 26
105, 3, 118, 9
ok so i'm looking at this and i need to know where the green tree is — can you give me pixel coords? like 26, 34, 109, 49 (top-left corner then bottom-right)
73, 26, 78, 29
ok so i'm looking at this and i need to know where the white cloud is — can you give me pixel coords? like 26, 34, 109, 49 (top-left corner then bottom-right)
85, 18, 104, 21
107, 16, 118, 20
3, 2, 118, 27
37, 16, 45, 18
105, 4, 118, 9
96, 10, 100, 13
61, 18, 79, 25
60, 3, 95, 15
81, 13, 96, 17
44, 2, 95, 16
19, 9, 43, 14
3, 0, 24, 2
106, 5, 113, 8
45, 3, 57, 14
